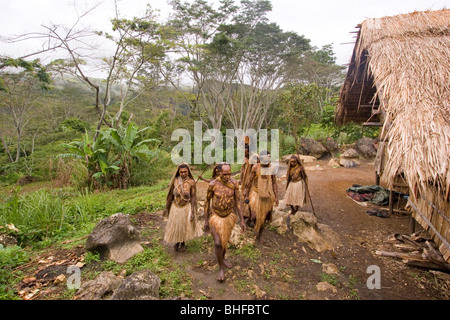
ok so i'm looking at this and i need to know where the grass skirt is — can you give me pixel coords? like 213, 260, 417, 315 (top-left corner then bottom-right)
164, 203, 203, 244
284, 180, 307, 207
209, 212, 237, 250
249, 189, 274, 233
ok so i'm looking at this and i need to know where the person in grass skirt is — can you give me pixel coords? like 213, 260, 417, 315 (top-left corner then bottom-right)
284, 155, 308, 215
163, 163, 203, 252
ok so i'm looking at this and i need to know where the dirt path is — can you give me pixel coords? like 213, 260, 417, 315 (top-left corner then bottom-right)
15, 158, 448, 301
162, 158, 449, 300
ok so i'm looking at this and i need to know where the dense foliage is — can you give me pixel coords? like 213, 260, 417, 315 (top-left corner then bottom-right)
0, 0, 379, 300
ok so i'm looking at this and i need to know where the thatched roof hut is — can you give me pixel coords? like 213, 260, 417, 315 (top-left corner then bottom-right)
336, 9, 450, 262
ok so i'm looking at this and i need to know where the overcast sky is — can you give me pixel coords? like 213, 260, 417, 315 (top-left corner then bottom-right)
1, 0, 448, 71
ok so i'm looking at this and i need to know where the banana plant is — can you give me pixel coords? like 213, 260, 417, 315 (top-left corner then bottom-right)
102, 123, 159, 188
58, 123, 160, 189
57, 130, 119, 187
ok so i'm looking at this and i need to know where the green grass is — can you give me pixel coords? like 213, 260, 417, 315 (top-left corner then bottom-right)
186, 235, 213, 254
320, 273, 339, 286
0, 245, 29, 299
0, 180, 169, 247
229, 243, 261, 264
0, 179, 197, 299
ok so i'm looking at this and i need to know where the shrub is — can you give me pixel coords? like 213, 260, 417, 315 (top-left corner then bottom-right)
58, 118, 91, 133
0, 244, 29, 299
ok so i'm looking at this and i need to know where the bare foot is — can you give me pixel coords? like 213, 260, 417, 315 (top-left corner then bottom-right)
217, 269, 225, 282
223, 259, 232, 269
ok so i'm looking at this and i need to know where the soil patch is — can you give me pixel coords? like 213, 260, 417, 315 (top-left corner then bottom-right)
145, 159, 449, 300
14, 159, 449, 300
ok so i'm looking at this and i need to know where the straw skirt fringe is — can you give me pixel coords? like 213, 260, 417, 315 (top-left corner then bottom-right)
284, 180, 307, 207
164, 204, 203, 243
209, 213, 237, 250
249, 189, 274, 233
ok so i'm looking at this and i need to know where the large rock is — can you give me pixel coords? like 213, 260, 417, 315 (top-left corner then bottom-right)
269, 206, 289, 235
355, 137, 377, 159
323, 137, 339, 156
299, 138, 329, 159
290, 211, 341, 252
339, 148, 360, 168
327, 158, 340, 169
75, 271, 123, 300
110, 269, 161, 300
339, 158, 359, 168
229, 224, 255, 248
340, 148, 360, 159
85, 213, 144, 263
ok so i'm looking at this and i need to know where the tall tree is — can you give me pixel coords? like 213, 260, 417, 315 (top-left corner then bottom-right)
295, 44, 346, 103
278, 82, 326, 148
224, 21, 311, 132
162, 0, 238, 131
0, 58, 51, 162
6, 2, 169, 141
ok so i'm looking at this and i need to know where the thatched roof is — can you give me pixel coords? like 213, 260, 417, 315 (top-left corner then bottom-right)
336, 9, 450, 260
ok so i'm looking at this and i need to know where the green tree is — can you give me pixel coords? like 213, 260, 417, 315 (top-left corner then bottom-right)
0, 57, 51, 93
163, 0, 238, 131
58, 130, 114, 188
18, 3, 169, 142
295, 44, 346, 102
0, 59, 51, 163
59, 123, 159, 189
102, 123, 159, 189
222, 20, 311, 131
278, 82, 326, 151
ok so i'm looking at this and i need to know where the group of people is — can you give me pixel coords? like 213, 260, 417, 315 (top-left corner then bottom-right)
163, 142, 308, 282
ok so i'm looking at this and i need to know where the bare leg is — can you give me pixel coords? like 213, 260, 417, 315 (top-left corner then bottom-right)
223, 251, 232, 269
210, 226, 226, 282
247, 207, 255, 227
255, 224, 264, 242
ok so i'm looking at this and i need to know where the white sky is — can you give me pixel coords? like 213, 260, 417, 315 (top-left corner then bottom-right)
1, 0, 448, 71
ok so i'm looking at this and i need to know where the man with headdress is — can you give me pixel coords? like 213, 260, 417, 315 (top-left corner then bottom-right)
204, 163, 246, 282
164, 163, 203, 252
285, 155, 308, 216
244, 150, 279, 241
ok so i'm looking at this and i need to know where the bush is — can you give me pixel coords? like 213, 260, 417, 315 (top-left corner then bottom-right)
0, 244, 28, 268
0, 182, 170, 246
58, 118, 91, 133
333, 123, 379, 145
130, 149, 173, 187
0, 189, 66, 243
0, 244, 29, 299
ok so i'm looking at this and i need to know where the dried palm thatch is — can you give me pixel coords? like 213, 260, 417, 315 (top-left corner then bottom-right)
336, 9, 450, 261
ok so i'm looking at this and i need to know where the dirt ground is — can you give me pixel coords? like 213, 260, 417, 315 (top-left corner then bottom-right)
158, 158, 449, 300
14, 158, 449, 301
